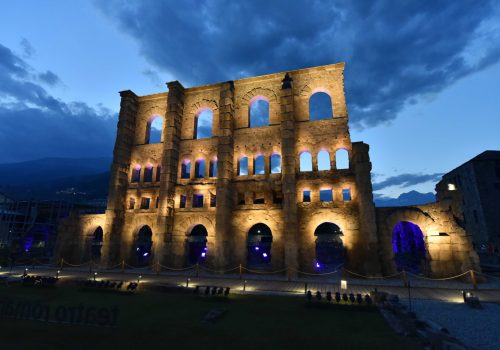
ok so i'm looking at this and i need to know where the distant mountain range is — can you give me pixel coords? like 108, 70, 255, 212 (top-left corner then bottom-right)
0, 157, 436, 207
0, 157, 111, 202
374, 190, 435, 207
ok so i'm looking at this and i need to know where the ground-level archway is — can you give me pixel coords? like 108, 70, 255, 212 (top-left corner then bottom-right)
247, 223, 272, 266
314, 222, 345, 270
91, 226, 103, 260
392, 221, 426, 274
134, 225, 153, 266
187, 224, 208, 265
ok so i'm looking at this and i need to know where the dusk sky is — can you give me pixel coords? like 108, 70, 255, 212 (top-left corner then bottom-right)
1, 1, 499, 199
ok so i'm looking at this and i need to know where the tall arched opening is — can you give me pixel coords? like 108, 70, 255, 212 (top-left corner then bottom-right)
91, 226, 103, 260
392, 221, 426, 273
314, 222, 345, 270
187, 224, 208, 265
134, 225, 153, 266
247, 223, 272, 266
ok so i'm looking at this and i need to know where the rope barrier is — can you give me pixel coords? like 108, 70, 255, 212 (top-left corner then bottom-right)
291, 268, 340, 276
241, 267, 288, 274
406, 270, 471, 281
62, 260, 91, 267
123, 263, 153, 270
473, 270, 500, 280
158, 264, 196, 271
344, 269, 402, 279
198, 265, 240, 274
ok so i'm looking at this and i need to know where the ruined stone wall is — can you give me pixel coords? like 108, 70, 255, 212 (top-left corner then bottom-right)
55, 62, 478, 277
376, 203, 480, 277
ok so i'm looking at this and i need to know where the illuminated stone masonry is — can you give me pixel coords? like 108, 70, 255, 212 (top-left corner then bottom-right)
56, 63, 479, 277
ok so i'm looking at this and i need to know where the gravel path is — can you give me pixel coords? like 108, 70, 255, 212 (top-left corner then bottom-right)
401, 299, 500, 350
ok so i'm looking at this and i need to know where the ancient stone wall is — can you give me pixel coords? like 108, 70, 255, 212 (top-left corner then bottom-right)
55, 62, 478, 277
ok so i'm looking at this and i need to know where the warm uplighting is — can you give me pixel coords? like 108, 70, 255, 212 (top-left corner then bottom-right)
340, 280, 347, 290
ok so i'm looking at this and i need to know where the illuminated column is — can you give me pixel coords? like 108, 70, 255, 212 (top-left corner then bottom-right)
352, 142, 382, 275
156, 81, 185, 266
280, 73, 299, 273
102, 90, 138, 266
215, 81, 235, 268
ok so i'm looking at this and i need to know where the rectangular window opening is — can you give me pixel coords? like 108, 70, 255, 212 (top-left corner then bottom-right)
320, 189, 333, 202
140, 197, 151, 209
303, 190, 311, 203
179, 195, 187, 208
129, 198, 136, 210
144, 166, 153, 182
342, 188, 351, 201
210, 193, 216, 207
193, 194, 204, 208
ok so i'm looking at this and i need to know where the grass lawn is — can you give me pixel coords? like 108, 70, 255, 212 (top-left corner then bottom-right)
0, 283, 422, 350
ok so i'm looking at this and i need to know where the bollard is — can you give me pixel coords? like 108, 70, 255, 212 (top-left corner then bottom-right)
156, 261, 160, 276
470, 270, 478, 290
304, 282, 308, 295
60, 258, 64, 271
121, 260, 125, 273
243, 280, 247, 291
239, 264, 242, 280
401, 269, 408, 287
186, 278, 190, 288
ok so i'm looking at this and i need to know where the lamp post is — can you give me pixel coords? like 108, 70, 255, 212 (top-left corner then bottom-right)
56, 270, 60, 279
137, 275, 142, 284
93, 272, 97, 281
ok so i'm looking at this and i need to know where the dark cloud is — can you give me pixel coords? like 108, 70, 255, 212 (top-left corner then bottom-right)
372, 173, 443, 191
142, 68, 163, 87
97, 0, 500, 128
0, 43, 116, 163
37, 70, 62, 86
19, 38, 35, 59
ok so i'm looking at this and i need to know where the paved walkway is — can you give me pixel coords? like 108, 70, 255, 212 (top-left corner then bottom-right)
3, 265, 500, 303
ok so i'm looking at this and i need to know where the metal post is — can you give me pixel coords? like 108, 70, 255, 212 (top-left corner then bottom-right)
121, 260, 125, 273
407, 280, 412, 312
304, 282, 308, 295
239, 263, 242, 280
470, 270, 478, 290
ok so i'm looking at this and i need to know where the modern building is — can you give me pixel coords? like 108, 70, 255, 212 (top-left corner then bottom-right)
436, 151, 500, 255
56, 63, 479, 277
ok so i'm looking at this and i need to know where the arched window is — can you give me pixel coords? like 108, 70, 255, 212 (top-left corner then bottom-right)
195, 159, 205, 178
146, 116, 163, 144
314, 222, 344, 270
135, 225, 153, 266
91, 227, 103, 260
317, 150, 331, 171
247, 223, 273, 266
270, 154, 281, 174
143, 164, 153, 182
181, 160, 191, 179
309, 92, 333, 121
335, 149, 349, 169
254, 155, 265, 175
299, 152, 312, 172
156, 165, 161, 182
131, 165, 141, 182
392, 221, 426, 274
238, 156, 248, 176
187, 224, 208, 265
194, 109, 213, 139
249, 96, 269, 128
209, 159, 217, 177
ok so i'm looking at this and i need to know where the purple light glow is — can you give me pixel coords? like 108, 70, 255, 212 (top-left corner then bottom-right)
143, 252, 149, 257
262, 253, 268, 258
316, 262, 320, 268
255, 246, 260, 251
201, 252, 206, 258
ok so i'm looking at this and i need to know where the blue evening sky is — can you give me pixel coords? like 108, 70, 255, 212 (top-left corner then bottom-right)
1, 1, 499, 199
